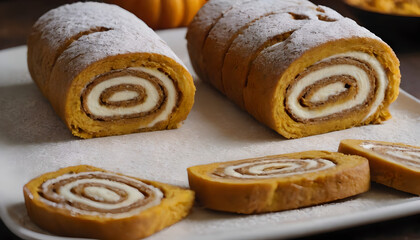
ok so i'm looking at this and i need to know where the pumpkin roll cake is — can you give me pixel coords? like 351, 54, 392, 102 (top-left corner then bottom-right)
187, 0, 400, 138
187, 151, 370, 214
27, 2, 195, 138
339, 139, 420, 195
23, 165, 194, 240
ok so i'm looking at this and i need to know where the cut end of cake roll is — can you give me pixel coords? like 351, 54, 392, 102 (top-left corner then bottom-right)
23, 165, 194, 240
187, 151, 370, 214
27, 2, 195, 138
339, 139, 420, 195
187, 0, 400, 139
266, 32, 400, 138
64, 52, 195, 139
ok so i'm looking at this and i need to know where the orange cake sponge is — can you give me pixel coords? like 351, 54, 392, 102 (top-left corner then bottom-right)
339, 139, 420, 195
24, 165, 194, 240
188, 151, 369, 214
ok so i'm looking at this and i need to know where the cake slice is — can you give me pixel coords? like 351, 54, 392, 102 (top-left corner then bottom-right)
339, 139, 420, 195
188, 151, 370, 214
24, 165, 194, 240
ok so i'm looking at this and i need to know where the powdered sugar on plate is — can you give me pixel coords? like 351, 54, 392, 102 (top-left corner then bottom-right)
0, 27, 419, 240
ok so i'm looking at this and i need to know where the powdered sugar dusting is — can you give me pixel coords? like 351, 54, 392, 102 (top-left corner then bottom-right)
186, 0, 252, 45
55, 27, 180, 82
186, 0, 254, 82
34, 2, 184, 82
34, 2, 141, 53
205, 0, 315, 49
202, 0, 316, 92
0, 30, 419, 240
226, 4, 341, 73
252, 17, 381, 82
315, 5, 344, 20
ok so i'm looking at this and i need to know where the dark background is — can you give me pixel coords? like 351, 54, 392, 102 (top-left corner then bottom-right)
0, 0, 419, 239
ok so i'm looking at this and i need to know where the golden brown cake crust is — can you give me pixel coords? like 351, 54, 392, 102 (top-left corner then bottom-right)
339, 139, 420, 195
187, 0, 400, 139
27, 2, 195, 138
187, 151, 370, 214
24, 165, 195, 240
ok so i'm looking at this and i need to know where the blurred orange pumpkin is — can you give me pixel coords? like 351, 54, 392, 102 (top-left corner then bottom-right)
107, 0, 207, 29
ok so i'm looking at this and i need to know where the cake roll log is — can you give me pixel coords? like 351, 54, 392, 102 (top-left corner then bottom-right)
188, 151, 370, 214
187, 0, 400, 138
28, 2, 195, 138
339, 139, 420, 195
24, 165, 194, 240
186, 0, 252, 83
224, 5, 342, 108
199, 0, 315, 93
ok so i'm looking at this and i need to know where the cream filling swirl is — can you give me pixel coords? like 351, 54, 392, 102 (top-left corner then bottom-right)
85, 67, 177, 128
309, 81, 348, 103
135, 67, 177, 127
221, 158, 336, 179
107, 90, 140, 102
361, 142, 420, 169
286, 51, 387, 121
40, 172, 163, 219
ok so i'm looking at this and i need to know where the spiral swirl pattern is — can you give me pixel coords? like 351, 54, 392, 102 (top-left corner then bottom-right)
285, 51, 387, 122
361, 142, 420, 169
39, 171, 163, 218
215, 158, 336, 179
187, 0, 400, 138
82, 67, 177, 127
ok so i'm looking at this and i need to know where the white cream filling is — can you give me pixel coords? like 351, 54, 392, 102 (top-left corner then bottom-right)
59, 178, 144, 210
84, 186, 121, 202
360, 143, 376, 150
86, 67, 176, 128
286, 52, 387, 120
287, 64, 370, 119
131, 67, 177, 127
309, 81, 347, 103
330, 52, 387, 121
108, 91, 139, 102
386, 151, 420, 167
223, 158, 335, 179
361, 142, 420, 168
40, 172, 163, 219
86, 75, 159, 116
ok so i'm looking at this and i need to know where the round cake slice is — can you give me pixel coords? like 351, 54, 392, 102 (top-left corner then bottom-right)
187, 151, 370, 214
339, 139, 420, 195
23, 165, 194, 240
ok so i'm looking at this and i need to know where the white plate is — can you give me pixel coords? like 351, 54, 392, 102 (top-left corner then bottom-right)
0, 28, 419, 240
